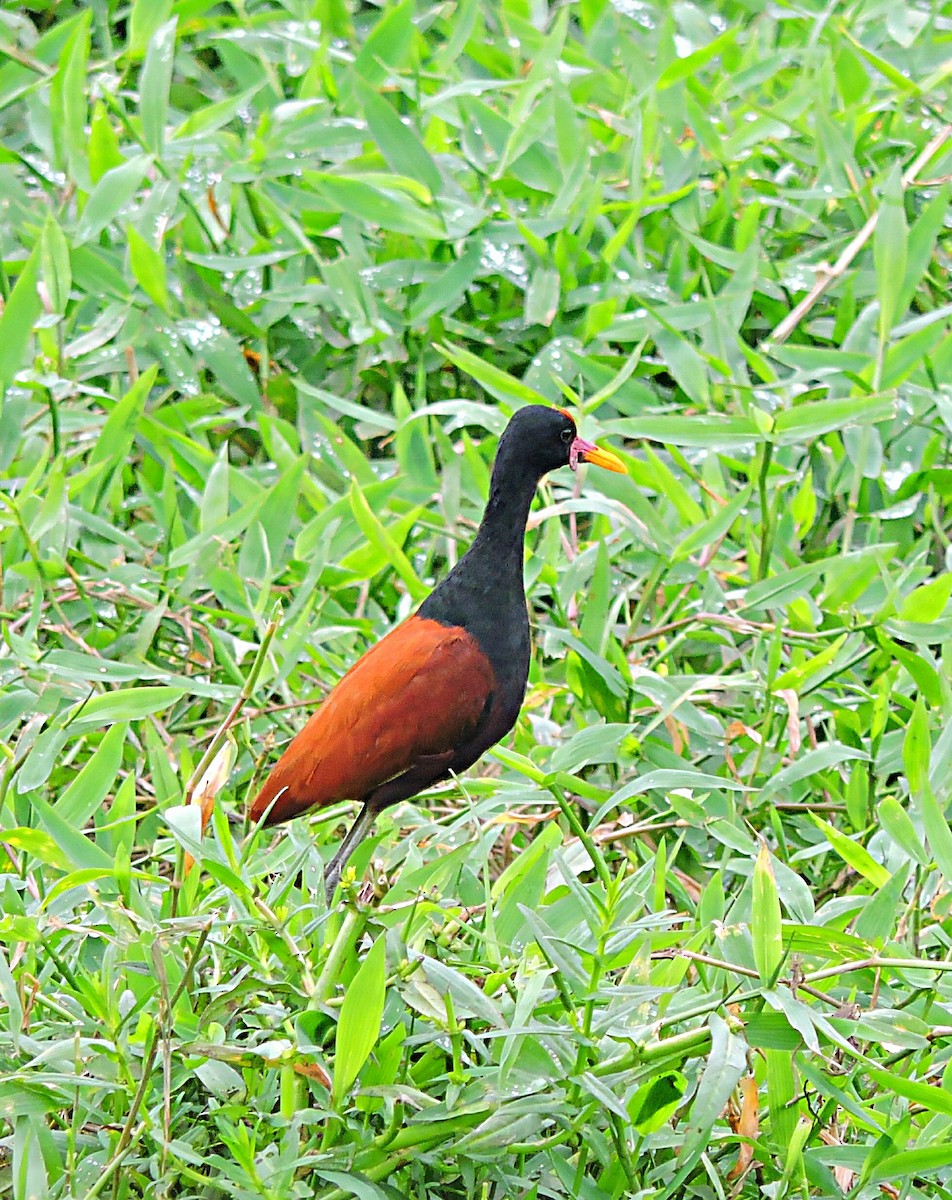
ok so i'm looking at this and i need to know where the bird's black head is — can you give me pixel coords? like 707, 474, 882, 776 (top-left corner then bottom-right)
495, 405, 626, 481
495, 405, 578, 478
426, 405, 625, 625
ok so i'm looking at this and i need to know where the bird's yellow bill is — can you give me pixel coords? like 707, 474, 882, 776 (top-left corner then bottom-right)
577, 442, 627, 473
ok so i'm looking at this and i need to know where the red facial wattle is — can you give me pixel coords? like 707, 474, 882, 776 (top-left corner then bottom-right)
570, 436, 625, 474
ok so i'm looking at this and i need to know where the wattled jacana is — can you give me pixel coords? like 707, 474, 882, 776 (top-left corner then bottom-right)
250, 406, 626, 899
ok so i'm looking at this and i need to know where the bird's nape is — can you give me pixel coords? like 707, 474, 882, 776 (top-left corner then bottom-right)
250, 406, 626, 903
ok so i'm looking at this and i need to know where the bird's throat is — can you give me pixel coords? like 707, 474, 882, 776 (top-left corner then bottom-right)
466, 474, 538, 580
420, 463, 542, 644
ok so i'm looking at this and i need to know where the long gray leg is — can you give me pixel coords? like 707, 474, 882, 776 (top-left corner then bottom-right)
324, 802, 378, 902
324, 754, 456, 902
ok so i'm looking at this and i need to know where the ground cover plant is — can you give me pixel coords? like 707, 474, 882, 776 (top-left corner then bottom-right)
1, 0, 952, 1196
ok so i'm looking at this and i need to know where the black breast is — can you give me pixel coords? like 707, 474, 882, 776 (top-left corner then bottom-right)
418, 561, 531, 769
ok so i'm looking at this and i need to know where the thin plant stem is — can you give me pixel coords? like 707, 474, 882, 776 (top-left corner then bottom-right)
103, 922, 213, 1200
548, 782, 613, 891
185, 603, 282, 803
767, 123, 952, 344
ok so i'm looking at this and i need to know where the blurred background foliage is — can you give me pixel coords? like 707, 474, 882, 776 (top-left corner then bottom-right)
1, 0, 952, 1196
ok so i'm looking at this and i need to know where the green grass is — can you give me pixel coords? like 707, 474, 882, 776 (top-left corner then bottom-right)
2, 1, 952, 1196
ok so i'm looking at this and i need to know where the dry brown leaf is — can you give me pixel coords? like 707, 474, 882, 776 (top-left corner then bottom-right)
725, 719, 762, 745
293, 1060, 333, 1088
724, 719, 762, 779
726, 1075, 759, 1182
664, 713, 689, 756
819, 1126, 854, 1193
489, 807, 560, 826
184, 739, 236, 873
672, 867, 702, 904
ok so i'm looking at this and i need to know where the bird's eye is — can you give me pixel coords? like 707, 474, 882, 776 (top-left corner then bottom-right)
560, 428, 573, 443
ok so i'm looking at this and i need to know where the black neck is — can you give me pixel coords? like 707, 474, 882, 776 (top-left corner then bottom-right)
420, 442, 546, 633
460, 464, 539, 582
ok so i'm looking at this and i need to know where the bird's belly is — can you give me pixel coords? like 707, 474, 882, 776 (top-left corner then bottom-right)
449, 677, 525, 777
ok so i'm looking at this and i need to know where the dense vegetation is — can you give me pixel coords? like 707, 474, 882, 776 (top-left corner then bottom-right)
1, 1, 952, 1196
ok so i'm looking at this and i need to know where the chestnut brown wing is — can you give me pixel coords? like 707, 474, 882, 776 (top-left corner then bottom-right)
250, 617, 495, 826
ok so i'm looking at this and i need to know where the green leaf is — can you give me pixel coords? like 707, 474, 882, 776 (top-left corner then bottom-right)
314, 1172, 393, 1200
524, 266, 560, 328
30, 795, 113, 871
1, 829, 71, 872
438, 343, 547, 406
418, 955, 505, 1027
307, 174, 443, 238
71, 686, 185, 729
88, 101, 124, 182
657, 29, 737, 88
16, 727, 71, 794
173, 85, 266, 140
0, 243, 41, 400
872, 1144, 952, 1184
773, 395, 895, 441
767, 344, 871, 375
49, 10, 90, 184
89, 364, 157, 469
139, 18, 177, 154
639, 446, 705, 524
844, 32, 918, 94
903, 697, 931, 801
613, 413, 759, 450
854, 865, 910, 944
41, 868, 120, 911
332, 935, 387, 1105
760, 742, 867, 800
896, 184, 950, 318
809, 814, 890, 888
674, 1014, 748, 1181
874, 163, 908, 340
745, 1012, 804, 1052
614, 768, 750, 803
40, 215, 72, 316
296, 380, 398, 432
358, 82, 441, 194
845, 761, 869, 830
579, 537, 612, 650
128, 0, 173, 57
408, 240, 484, 325
919, 778, 952, 883
127, 226, 170, 312
899, 574, 952, 623
353, 0, 416, 84
878, 797, 929, 866
752, 842, 783, 984
770, 635, 850, 692
54, 722, 127, 827
628, 1071, 687, 1134
75, 156, 151, 245
741, 562, 826, 611
764, 987, 818, 1053
349, 482, 427, 601
578, 1071, 630, 1120
675, 484, 752, 559
766, 1046, 799, 1154
654, 330, 710, 406
864, 1066, 952, 1119
257, 456, 307, 564
548, 724, 635, 774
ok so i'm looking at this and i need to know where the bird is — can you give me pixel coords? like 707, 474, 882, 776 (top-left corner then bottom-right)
250, 405, 626, 900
